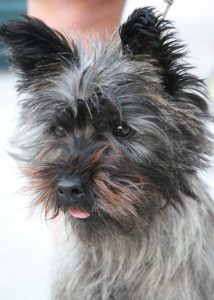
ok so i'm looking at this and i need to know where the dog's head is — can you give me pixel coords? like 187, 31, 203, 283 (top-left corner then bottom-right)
0, 7, 211, 244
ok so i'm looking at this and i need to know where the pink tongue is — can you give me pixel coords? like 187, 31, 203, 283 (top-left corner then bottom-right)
69, 208, 90, 219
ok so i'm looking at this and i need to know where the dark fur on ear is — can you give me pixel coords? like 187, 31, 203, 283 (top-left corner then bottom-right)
0, 16, 79, 88
119, 7, 207, 112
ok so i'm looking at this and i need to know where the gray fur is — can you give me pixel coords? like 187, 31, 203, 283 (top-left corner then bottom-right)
53, 179, 214, 300
0, 7, 214, 300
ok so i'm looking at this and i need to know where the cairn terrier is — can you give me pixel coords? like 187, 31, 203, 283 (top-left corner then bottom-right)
1, 7, 214, 300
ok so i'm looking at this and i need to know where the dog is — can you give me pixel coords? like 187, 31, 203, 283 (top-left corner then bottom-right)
1, 6, 214, 300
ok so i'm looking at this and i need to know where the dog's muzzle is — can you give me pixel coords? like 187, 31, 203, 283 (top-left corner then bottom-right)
57, 176, 90, 219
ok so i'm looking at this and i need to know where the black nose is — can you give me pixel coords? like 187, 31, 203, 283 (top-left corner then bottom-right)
57, 177, 85, 205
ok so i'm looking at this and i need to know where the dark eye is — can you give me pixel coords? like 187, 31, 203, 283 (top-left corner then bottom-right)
54, 126, 66, 138
112, 123, 132, 138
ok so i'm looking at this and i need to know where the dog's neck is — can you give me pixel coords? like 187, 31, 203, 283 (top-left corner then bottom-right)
53, 177, 214, 300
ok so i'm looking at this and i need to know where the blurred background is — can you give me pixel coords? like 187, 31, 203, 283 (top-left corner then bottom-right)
0, 0, 213, 299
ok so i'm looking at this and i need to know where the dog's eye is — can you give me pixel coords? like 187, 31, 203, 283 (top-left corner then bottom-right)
112, 123, 132, 138
54, 126, 66, 138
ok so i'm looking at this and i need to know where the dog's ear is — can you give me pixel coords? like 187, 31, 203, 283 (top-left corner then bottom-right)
0, 16, 79, 82
119, 7, 202, 99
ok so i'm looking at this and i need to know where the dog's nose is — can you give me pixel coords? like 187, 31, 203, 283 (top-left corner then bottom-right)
57, 177, 84, 204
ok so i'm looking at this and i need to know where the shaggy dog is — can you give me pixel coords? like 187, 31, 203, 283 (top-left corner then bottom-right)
0, 7, 214, 300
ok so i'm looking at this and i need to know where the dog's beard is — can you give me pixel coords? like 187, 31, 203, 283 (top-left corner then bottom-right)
23, 149, 160, 245
65, 173, 160, 245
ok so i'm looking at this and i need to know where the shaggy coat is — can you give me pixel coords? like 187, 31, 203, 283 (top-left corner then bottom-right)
0, 7, 213, 300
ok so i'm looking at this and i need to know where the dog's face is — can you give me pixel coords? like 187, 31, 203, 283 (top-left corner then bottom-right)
0, 7, 210, 244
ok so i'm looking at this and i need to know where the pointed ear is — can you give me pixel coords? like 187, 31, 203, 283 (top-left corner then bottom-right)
0, 16, 79, 85
119, 7, 188, 96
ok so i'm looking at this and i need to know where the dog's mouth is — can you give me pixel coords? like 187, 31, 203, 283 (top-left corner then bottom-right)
68, 207, 91, 219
